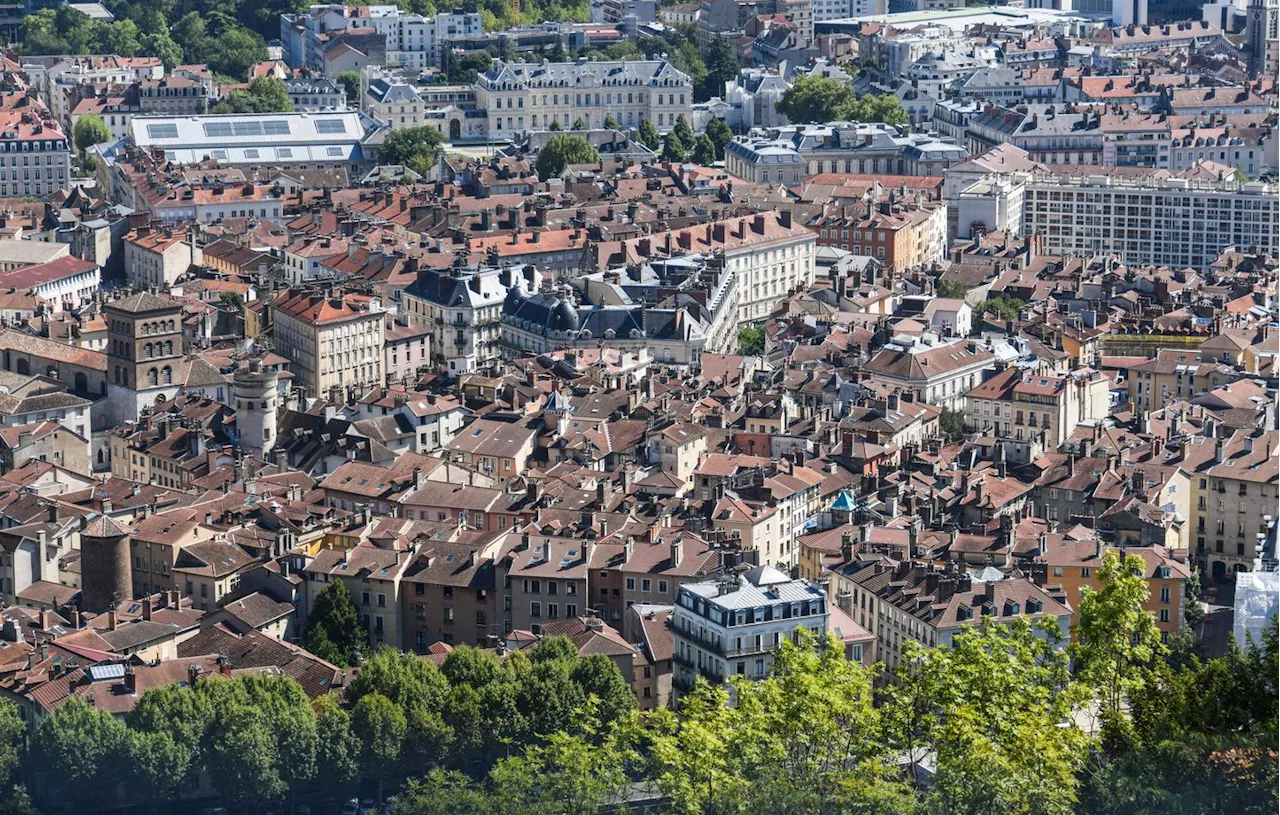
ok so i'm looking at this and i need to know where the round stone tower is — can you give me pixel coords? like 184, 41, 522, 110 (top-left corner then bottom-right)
80, 515, 131, 613
234, 358, 279, 461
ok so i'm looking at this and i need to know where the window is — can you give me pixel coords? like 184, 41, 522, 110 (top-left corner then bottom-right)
530, 602, 541, 618
1158, 609, 1170, 623
547, 603, 559, 619
641, 579, 651, 592
1159, 586, 1171, 604
658, 580, 668, 593
625, 577, 636, 590
361, 592, 370, 605
377, 593, 386, 607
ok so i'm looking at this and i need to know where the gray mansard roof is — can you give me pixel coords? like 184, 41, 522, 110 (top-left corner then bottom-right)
479, 59, 692, 91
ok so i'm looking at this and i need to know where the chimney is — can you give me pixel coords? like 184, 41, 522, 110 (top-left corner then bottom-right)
107, 609, 118, 630
187, 663, 202, 687
123, 664, 137, 695
142, 596, 152, 621
670, 539, 683, 568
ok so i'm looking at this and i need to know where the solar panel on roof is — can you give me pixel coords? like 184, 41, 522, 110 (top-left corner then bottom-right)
203, 121, 234, 137
315, 120, 347, 134
146, 123, 179, 139
232, 121, 264, 137
88, 664, 125, 682
263, 121, 292, 135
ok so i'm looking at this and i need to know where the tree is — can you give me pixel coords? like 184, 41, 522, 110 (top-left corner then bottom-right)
378, 126, 446, 177
571, 116, 587, 130
352, 693, 407, 802
977, 295, 1025, 322
637, 117, 661, 151
548, 119, 562, 131
337, 71, 361, 105
0, 700, 29, 810
206, 27, 269, 81
705, 117, 734, 159
778, 74, 858, 124
603, 114, 619, 130
936, 277, 968, 300
779, 74, 908, 125
304, 580, 365, 668
140, 30, 183, 70
691, 133, 718, 165
489, 717, 630, 815
1074, 550, 1166, 725
703, 35, 739, 99
1184, 566, 1205, 627
27, 698, 130, 810
213, 76, 294, 114
891, 619, 1087, 815
534, 134, 599, 181
395, 769, 494, 815
641, 632, 912, 815
206, 704, 287, 810
939, 407, 966, 443
738, 325, 765, 355
73, 113, 110, 155
313, 695, 361, 802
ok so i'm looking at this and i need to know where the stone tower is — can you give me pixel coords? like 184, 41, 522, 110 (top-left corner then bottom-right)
80, 515, 132, 613
104, 292, 186, 425
234, 358, 280, 460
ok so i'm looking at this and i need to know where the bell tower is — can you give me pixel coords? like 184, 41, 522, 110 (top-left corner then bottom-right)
104, 292, 186, 424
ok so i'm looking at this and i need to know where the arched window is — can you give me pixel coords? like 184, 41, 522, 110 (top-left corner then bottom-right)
161, 366, 171, 385
144, 343, 153, 358
164, 341, 173, 356
142, 323, 151, 336
147, 368, 158, 386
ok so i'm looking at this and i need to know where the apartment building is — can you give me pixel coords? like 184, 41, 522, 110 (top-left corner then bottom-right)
864, 335, 995, 411
828, 558, 1071, 670
281, 4, 481, 70
1020, 166, 1279, 271
366, 78, 426, 130
726, 122, 966, 185
813, 198, 948, 273
1182, 429, 1279, 581
305, 539, 416, 650
497, 533, 591, 633
401, 538, 503, 650
475, 59, 693, 138
1030, 537, 1189, 642
401, 265, 506, 374
965, 366, 1111, 463
0, 256, 99, 311
671, 565, 829, 694
122, 226, 198, 289
588, 210, 817, 323
1126, 349, 1241, 412
0, 93, 71, 199
136, 76, 210, 115
270, 288, 386, 401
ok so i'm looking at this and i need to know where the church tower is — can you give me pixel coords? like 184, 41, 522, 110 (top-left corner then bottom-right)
104, 292, 186, 425
1246, 0, 1279, 77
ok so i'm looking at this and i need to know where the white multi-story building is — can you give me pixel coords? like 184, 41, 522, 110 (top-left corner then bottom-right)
366, 77, 426, 131
281, 5, 479, 70
0, 96, 71, 199
589, 211, 817, 323
671, 566, 830, 694
475, 59, 693, 139
401, 265, 507, 375
726, 122, 967, 185
270, 289, 386, 400
385, 11, 484, 70
1021, 167, 1279, 271
863, 334, 995, 411
724, 69, 791, 129
813, 0, 884, 20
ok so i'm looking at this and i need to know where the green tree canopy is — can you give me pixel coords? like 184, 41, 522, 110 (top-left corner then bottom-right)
379, 126, 447, 177
73, 113, 111, 154
691, 133, 718, 165
703, 35, 740, 99
637, 117, 661, 151
304, 580, 365, 668
213, 76, 294, 114
939, 407, 966, 443
738, 325, 765, 355
705, 117, 734, 159
535, 134, 600, 180
936, 277, 968, 300
336, 71, 362, 104
779, 74, 909, 126
603, 114, 620, 130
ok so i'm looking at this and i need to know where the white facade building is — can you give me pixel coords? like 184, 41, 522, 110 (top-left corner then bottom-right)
671, 566, 830, 694
476, 59, 693, 139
